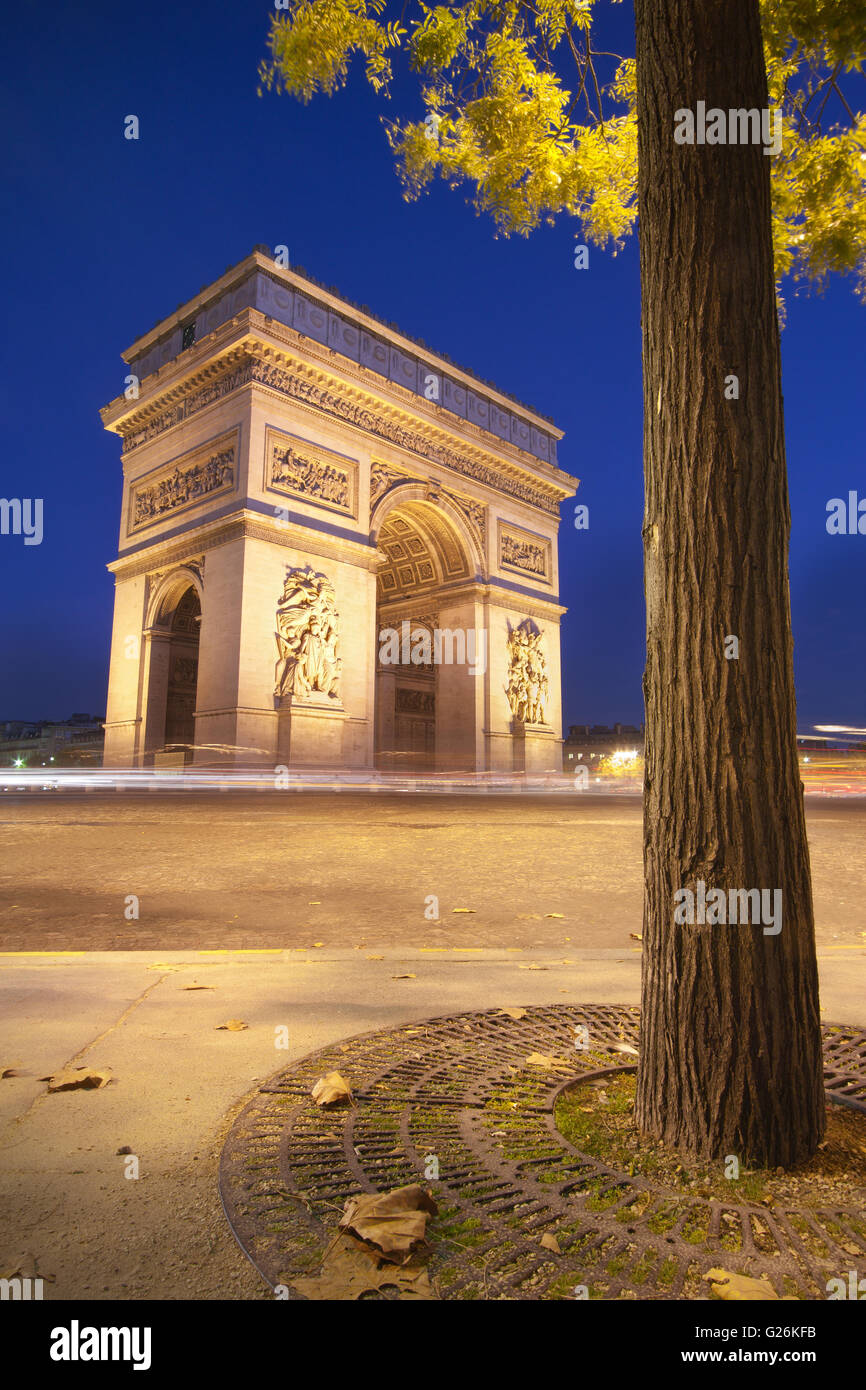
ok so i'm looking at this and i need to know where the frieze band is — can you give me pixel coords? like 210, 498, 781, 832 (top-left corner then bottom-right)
120, 351, 562, 516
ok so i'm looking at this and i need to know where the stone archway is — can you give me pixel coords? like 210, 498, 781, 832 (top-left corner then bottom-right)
140, 567, 204, 766
372, 493, 484, 773
163, 587, 201, 752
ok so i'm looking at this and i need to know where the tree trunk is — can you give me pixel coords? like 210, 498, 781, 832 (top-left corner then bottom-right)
633, 0, 825, 1166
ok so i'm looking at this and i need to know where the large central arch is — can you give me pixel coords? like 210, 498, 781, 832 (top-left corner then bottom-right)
371, 489, 485, 772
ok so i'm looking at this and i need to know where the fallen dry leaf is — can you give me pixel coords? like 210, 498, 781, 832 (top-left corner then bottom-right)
181, 985, 214, 991
540, 1233, 562, 1254
518, 964, 548, 972
613, 1042, 639, 1057
339, 1184, 437, 1263
392, 973, 417, 980
498, 1007, 527, 1021
311, 1071, 353, 1107
312, 942, 325, 948
292, 1237, 433, 1300
630, 932, 643, 942
41, 1067, 113, 1093
703, 1268, 793, 1301
525, 1052, 557, 1068
0, 1253, 54, 1282
216, 1019, 248, 1031
1, 1065, 20, 1079
545, 913, 565, 919
366, 954, 384, 961
452, 908, 476, 914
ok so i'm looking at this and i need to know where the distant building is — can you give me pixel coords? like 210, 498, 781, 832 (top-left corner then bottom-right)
0, 714, 105, 768
562, 722, 645, 769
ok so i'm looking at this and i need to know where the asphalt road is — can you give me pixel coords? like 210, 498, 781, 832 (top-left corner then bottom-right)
1, 791, 864, 952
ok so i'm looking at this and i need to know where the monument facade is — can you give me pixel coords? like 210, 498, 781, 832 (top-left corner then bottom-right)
100, 249, 578, 772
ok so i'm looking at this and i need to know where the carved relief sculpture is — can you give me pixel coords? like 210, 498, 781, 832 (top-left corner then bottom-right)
396, 687, 435, 715
370, 461, 413, 509
172, 657, 198, 685
501, 532, 547, 577
270, 440, 351, 511
506, 620, 549, 725
274, 566, 342, 700
132, 448, 234, 528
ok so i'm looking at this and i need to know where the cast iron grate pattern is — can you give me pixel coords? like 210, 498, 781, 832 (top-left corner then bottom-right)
219, 1006, 866, 1300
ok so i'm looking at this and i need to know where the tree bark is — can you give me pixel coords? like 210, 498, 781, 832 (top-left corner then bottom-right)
633, 0, 825, 1166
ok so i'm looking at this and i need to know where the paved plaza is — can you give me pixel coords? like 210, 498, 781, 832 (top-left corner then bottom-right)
2, 791, 866, 952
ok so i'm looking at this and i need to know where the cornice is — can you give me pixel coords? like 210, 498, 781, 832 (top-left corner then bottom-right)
380, 578, 566, 621
108, 509, 380, 583
103, 329, 576, 518
102, 311, 575, 491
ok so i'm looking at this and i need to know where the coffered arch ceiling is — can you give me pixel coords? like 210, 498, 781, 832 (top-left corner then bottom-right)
376, 500, 471, 602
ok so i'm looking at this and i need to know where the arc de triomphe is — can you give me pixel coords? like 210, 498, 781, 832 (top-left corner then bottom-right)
100, 249, 578, 773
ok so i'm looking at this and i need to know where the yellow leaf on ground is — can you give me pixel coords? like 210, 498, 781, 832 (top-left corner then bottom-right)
518, 964, 548, 971
311, 1071, 353, 1106
540, 1233, 562, 1254
630, 932, 643, 942
42, 1067, 113, 1092
313, 942, 325, 948
452, 908, 476, 913
392, 973, 417, 980
525, 1052, 557, 1068
498, 1007, 527, 1020
703, 1268, 783, 1301
216, 1019, 248, 1031
545, 913, 565, 919
366, 955, 384, 961
339, 1183, 437, 1263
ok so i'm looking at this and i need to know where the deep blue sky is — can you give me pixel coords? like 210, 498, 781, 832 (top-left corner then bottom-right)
0, 1, 863, 732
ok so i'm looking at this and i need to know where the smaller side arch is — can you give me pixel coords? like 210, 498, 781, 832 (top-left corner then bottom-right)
146, 565, 205, 630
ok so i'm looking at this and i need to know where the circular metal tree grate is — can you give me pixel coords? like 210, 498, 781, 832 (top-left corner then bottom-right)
219, 1006, 866, 1300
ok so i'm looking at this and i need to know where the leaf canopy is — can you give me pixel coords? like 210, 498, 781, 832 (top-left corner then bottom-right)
260, 0, 866, 302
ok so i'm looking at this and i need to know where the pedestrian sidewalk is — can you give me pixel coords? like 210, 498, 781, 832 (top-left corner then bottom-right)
0, 947, 862, 1300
